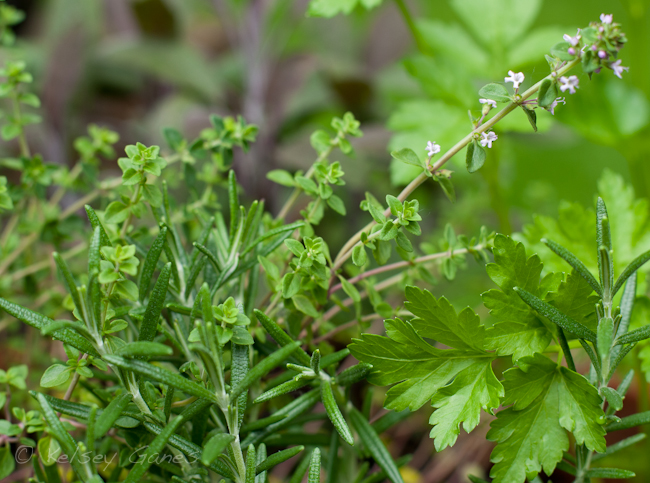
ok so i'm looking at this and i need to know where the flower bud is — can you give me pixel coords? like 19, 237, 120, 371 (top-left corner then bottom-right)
598, 50, 607, 59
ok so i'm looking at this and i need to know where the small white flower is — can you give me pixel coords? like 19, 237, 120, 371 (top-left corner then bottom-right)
563, 30, 581, 47
610, 59, 629, 79
546, 97, 566, 115
426, 141, 441, 157
559, 75, 580, 94
479, 131, 498, 149
504, 70, 525, 89
479, 98, 497, 109
600, 13, 613, 24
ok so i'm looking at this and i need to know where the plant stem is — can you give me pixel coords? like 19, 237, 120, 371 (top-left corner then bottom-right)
328, 245, 482, 295
393, 0, 429, 54
275, 136, 340, 221
11, 91, 30, 158
332, 58, 581, 271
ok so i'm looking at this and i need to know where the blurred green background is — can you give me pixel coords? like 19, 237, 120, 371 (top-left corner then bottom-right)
1, 0, 649, 481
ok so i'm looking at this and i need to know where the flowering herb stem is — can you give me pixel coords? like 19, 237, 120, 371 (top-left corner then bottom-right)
332, 58, 581, 271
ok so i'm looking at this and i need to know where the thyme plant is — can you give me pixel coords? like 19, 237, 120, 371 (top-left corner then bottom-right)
0, 4, 646, 483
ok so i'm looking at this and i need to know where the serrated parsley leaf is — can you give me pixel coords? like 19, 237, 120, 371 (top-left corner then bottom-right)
487, 354, 606, 483
483, 235, 556, 360
546, 270, 599, 332
404, 286, 485, 351
350, 287, 502, 451
429, 360, 503, 450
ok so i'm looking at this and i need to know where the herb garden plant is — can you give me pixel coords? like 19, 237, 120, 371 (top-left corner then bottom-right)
0, 2, 648, 483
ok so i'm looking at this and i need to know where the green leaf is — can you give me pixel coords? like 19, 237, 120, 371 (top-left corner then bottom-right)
466, 140, 486, 173
404, 286, 486, 351
245, 445, 257, 483
321, 381, 354, 445
53, 252, 83, 318
104, 201, 130, 224
266, 169, 296, 187
35, 393, 92, 482
292, 295, 320, 318
138, 263, 171, 345
606, 411, 650, 432
124, 399, 212, 483
95, 393, 133, 438
308, 448, 321, 483
40, 364, 73, 388
0, 446, 15, 480
391, 148, 423, 167
254, 379, 308, 404
584, 468, 635, 479
338, 276, 361, 303
537, 78, 558, 108
514, 286, 597, 342
256, 446, 304, 474
350, 317, 496, 416
253, 310, 311, 365
139, 227, 168, 301
601, 386, 623, 411
307, 0, 359, 17
487, 354, 605, 483
201, 433, 235, 466
615, 324, 650, 345
142, 183, 162, 207
103, 355, 217, 402
429, 360, 503, 450
241, 221, 305, 256
482, 235, 554, 360
542, 238, 602, 296
327, 194, 346, 216
545, 270, 599, 333
115, 341, 172, 358
0, 298, 99, 357
230, 342, 301, 401
336, 363, 372, 387
349, 407, 404, 483
613, 249, 650, 296
38, 435, 62, 466
85, 205, 112, 248
310, 130, 331, 153
521, 106, 537, 132
478, 83, 511, 102
352, 244, 367, 266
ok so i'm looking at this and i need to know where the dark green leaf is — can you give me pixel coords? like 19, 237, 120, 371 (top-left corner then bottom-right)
584, 468, 635, 478
521, 106, 537, 132
478, 83, 511, 102
349, 407, 404, 483
115, 341, 172, 358
308, 448, 321, 483
95, 393, 133, 438
201, 434, 235, 466
321, 381, 354, 445
542, 238, 602, 296
466, 140, 486, 173
513, 287, 597, 342
139, 227, 168, 301
138, 263, 171, 345
613, 249, 650, 296
84, 205, 112, 248
0, 298, 99, 357
391, 148, 423, 167
230, 342, 301, 400
103, 355, 217, 402
254, 310, 311, 365
256, 446, 304, 474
